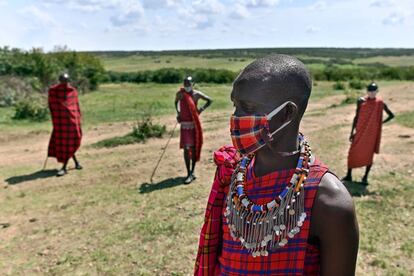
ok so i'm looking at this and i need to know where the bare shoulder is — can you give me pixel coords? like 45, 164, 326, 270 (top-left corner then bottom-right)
175, 90, 183, 100
313, 173, 356, 226
310, 173, 359, 275
194, 90, 209, 99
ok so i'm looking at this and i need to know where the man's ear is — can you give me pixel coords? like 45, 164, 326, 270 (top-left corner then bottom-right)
284, 102, 298, 122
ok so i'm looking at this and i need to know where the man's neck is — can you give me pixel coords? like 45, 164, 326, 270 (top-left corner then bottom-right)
253, 130, 300, 177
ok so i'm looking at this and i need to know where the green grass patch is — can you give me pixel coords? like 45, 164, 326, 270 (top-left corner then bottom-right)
101, 54, 253, 72
395, 111, 414, 128
354, 55, 414, 67
0, 83, 233, 132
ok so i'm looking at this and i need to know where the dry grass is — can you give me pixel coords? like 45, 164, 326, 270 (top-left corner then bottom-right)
1, 82, 414, 275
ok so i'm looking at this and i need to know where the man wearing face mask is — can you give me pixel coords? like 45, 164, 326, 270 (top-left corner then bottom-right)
175, 76, 212, 184
47, 73, 83, 177
195, 55, 359, 275
343, 82, 394, 184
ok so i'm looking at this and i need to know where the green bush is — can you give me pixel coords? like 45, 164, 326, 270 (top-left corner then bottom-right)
349, 80, 364, 90
103, 68, 238, 84
13, 97, 48, 121
0, 47, 105, 93
333, 81, 346, 90
0, 76, 40, 107
131, 116, 166, 140
93, 115, 166, 148
341, 90, 360, 105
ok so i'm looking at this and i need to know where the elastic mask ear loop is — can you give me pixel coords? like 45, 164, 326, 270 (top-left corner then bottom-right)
266, 101, 296, 136
267, 101, 299, 156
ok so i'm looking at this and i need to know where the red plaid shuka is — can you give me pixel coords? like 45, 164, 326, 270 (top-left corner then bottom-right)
179, 89, 203, 161
348, 96, 384, 168
195, 146, 329, 276
47, 83, 82, 163
230, 116, 271, 155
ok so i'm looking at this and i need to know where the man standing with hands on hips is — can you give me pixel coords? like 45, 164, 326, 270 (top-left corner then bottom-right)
175, 76, 212, 184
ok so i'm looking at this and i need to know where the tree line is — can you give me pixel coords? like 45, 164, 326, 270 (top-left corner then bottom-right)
103, 66, 414, 84
1, 47, 413, 88
0, 47, 105, 93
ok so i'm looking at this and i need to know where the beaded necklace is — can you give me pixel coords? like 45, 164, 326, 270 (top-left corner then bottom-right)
224, 134, 312, 257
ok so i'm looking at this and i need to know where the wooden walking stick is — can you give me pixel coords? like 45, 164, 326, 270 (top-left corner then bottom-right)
42, 155, 48, 171
150, 122, 178, 183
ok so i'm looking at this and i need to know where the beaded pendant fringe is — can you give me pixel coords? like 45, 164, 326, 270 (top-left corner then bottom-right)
224, 135, 311, 257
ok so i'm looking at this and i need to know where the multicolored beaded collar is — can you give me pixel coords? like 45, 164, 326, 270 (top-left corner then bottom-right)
225, 134, 312, 257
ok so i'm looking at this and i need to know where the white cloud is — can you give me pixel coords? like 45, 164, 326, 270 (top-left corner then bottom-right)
370, 0, 395, 8
141, 0, 182, 9
192, 0, 225, 14
20, 5, 57, 26
306, 26, 320, 34
308, 1, 327, 11
192, 14, 214, 29
382, 12, 405, 25
243, 0, 280, 8
230, 3, 250, 19
110, 9, 145, 27
44, 0, 147, 27
42, 0, 115, 11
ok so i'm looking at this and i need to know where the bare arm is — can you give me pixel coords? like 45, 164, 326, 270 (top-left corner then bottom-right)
311, 173, 359, 276
195, 90, 213, 114
383, 103, 394, 123
350, 98, 364, 142
175, 91, 182, 122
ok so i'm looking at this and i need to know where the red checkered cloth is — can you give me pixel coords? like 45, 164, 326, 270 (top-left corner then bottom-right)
195, 145, 240, 276
195, 146, 328, 276
179, 89, 203, 161
47, 83, 82, 163
230, 116, 270, 155
348, 96, 384, 168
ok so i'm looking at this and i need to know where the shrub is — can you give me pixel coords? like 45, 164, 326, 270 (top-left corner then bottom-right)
102, 68, 238, 84
0, 76, 40, 107
333, 81, 346, 90
341, 90, 360, 105
349, 80, 364, 90
93, 115, 166, 148
131, 116, 166, 141
13, 97, 48, 121
0, 47, 105, 93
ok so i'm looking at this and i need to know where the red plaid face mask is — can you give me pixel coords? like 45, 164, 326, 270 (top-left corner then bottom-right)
230, 101, 294, 155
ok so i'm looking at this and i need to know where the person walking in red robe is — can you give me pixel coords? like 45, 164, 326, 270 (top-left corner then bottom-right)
343, 82, 394, 184
47, 73, 83, 177
175, 76, 212, 184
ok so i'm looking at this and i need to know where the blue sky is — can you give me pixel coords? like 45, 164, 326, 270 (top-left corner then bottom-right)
0, 0, 413, 51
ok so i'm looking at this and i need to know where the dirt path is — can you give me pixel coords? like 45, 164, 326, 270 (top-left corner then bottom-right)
0, 83, 413, 275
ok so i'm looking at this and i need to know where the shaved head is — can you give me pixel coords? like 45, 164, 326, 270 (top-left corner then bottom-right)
232, 54, 312, 119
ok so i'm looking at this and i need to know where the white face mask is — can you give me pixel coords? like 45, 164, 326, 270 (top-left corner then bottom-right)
184, 86, 192, 93
368, 91, 377, 99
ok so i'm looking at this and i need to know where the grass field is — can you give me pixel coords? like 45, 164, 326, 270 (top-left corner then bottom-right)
101, 55, 254, 72
0, 80, 355, 134
1, 80, 414, 275
354, 55, 414, 67
101, 53, 414, 73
